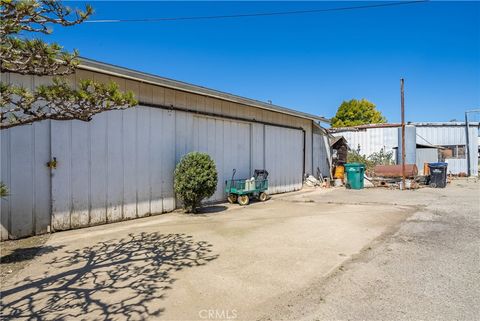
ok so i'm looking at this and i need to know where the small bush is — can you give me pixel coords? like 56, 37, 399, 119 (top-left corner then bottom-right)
174, 152, 218, 213
0, 182, 8, 198
348, 148, 395, 176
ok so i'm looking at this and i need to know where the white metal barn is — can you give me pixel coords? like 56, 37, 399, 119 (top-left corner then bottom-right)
329, 122, 479, 176
0, 58, 330, 240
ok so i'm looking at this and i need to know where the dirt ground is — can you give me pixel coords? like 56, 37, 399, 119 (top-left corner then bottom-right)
0, 234, 50, 284
0, 179, 478, 321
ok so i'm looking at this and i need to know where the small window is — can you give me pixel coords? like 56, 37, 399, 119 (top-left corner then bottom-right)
439, 145, 466, 160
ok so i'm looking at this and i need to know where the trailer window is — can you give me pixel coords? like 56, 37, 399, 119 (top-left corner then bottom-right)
439, 145, 466, 160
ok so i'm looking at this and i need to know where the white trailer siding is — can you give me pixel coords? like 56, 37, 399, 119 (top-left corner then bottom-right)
331, 123, 479, 176
1, 69, 320, 239
336, 127, 399, 160
416, 148, 439, 175
416, 125, 478, 175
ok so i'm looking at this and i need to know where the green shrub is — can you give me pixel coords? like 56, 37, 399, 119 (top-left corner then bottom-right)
174, 152, 218, 213
0, 182, 8, 198
368, 148, 395, 166
348, 148, 395, 176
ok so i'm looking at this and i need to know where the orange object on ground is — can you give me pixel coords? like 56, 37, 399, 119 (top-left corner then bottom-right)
334, 165, 345, 179
424, 163, 430, 176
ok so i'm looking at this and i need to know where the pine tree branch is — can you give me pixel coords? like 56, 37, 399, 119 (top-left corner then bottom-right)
0, 78, 138, 129
0, 0, 93, 37
0, 37, 79, 75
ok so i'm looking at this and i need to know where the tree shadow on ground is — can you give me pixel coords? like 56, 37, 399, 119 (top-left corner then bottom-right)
0, 232, 218, 320
1, 245, 64, 264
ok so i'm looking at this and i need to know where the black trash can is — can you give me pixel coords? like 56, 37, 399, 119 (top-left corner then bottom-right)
428, 162, 448, 188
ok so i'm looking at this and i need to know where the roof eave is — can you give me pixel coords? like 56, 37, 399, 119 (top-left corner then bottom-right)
78, 57, 330, 124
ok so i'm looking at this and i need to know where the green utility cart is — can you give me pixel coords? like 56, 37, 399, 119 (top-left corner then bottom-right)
225, 169, 269, 205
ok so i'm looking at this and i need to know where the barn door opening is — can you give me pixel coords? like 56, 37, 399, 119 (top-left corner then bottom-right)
264, 125, 304, 194
191, 116, 251, 202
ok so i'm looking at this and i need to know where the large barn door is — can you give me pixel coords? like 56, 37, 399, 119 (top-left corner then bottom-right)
192, 116, 251, 201
50, 107, 177, 232
265, 125, 304, 193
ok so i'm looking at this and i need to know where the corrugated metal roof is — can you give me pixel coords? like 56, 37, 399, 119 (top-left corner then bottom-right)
328, 122, 480, 133
78, 57, 330, 123
327, 123, 401, 132
411, 122, 480, 127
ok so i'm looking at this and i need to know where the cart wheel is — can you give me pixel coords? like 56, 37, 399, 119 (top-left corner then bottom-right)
238, 195, 250, 206
258, 192, 268, 202
227, 194, 238, 204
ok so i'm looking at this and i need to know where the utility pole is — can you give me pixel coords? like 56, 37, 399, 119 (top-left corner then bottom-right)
401, 78, 406, 189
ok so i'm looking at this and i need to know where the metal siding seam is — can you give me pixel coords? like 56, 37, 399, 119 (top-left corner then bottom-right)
69, 121, 72, 229
148, 107, 152, 215
8, 128, 12, 238
105, 110, 109, 222
31, 120, 36, 235
121, 110, 124, 221
88, 120, 92, 225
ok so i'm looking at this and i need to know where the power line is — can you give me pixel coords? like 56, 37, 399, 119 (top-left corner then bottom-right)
85, 1, 429, 23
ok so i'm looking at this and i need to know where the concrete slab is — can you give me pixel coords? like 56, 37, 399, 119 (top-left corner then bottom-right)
1, 190, 413, 320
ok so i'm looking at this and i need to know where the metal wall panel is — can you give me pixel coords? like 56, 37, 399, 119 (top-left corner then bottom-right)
445, 159, 468, 175
50, 107, 177, 232
1, 70, 313, 239
1, 73, 52, 239
335, 127, 399, 160
190, 115, 251, 202
416, 148, 438, 175
397, 125, 416, 165
265, 126, 304, 194
313, 133, 331, 179
416, 126, 478, 175
334, 125, 478, 176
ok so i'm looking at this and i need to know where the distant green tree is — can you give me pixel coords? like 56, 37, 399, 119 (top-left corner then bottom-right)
331, 99, 387, 128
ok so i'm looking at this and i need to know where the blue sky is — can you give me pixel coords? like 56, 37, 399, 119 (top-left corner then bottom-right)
43, 1, 479, 123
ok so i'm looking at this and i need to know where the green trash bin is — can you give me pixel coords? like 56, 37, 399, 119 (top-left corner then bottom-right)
345, 163, 366, 190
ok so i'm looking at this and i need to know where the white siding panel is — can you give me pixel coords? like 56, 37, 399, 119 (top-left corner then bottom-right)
334, 125, 478, 176
122, 108, 138, 220
251, 123, 265, 171
89, 113, 108, 225
70, 121, 90, 228
10, 125, 35, 236
0, 128, 10, 239
192, 116, 251, 202
265, 126, 303, 194
161, 110, 176, 211
446, 159, 468, 175
106, 111, 124, 223
337, 127, 399, 160
416, 148, 438, 175
51, 121, 71, 231
416, 126, 478, 176
136, 107, 151, 217
149, 108, 165, 214
313, 133, 331, 179
1, 70, 315, 239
